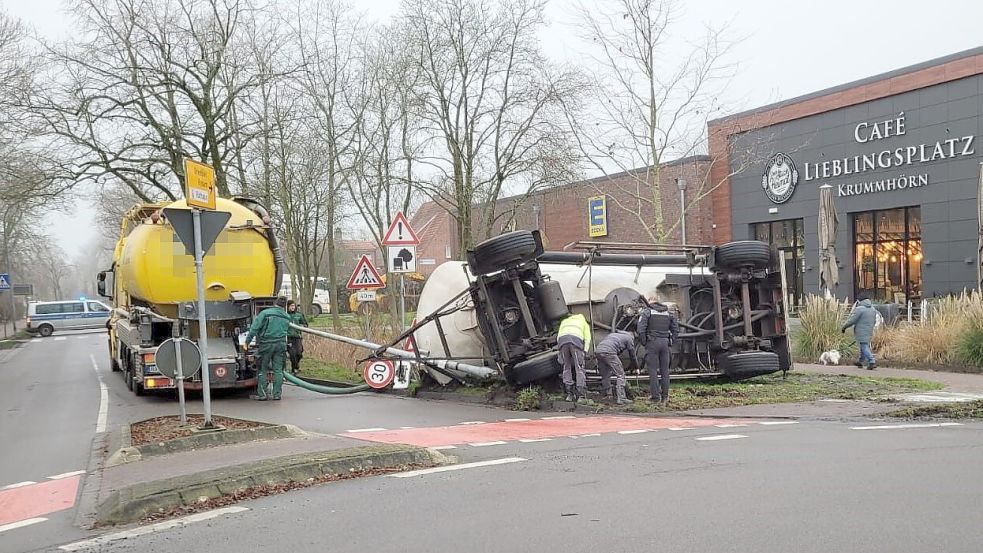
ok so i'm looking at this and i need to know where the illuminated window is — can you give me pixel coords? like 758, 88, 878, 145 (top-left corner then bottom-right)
852, 207, 921, 303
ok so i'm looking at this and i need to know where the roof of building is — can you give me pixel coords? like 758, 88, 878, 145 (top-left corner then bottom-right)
709, 46, 983, 126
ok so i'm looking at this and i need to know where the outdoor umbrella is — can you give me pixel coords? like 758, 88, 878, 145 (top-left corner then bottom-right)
818, 184, 840, 296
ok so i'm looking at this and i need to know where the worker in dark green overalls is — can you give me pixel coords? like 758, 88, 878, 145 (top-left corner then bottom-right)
244, 296, 291, 401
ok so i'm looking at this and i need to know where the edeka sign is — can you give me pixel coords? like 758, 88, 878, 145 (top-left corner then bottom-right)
763, 112, 977, 201
588, 195, 608, 237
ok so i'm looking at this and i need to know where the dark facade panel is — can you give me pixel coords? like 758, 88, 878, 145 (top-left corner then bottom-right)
729, 75, 983, 302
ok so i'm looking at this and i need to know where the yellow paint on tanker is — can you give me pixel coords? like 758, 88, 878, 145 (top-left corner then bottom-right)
116, 198, 277, 307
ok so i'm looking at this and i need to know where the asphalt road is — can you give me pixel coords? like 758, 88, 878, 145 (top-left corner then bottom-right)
5, 333, 983, 553
51, 420, 983, 553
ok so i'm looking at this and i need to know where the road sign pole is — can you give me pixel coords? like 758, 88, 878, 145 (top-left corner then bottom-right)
174, 337, 188, 425
400, 273, 407, 332
8, 289, 14, 332
192, 209, 214, 428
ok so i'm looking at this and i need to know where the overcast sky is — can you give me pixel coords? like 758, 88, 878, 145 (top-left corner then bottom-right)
6, 0, 983, 252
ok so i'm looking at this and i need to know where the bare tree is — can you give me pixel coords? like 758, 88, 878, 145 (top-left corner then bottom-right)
32, 0, 269, 201
570, 0, 736, 242
403, 0, 581, 256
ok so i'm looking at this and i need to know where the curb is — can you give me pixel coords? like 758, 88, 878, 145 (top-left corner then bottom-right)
95, 444, 448, 527
74, 431, 110, 530
106, 423, 304, 468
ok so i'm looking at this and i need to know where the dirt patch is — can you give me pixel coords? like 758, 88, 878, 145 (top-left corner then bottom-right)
885, 399, 983, 419
137, 464, 424, 524
130, 415, 268, 446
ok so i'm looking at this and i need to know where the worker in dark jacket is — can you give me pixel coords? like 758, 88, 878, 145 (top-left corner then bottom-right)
637, 297, 679, 403
594, 331, 637, 405
244, 297, 291, 400
842, 297, 878, 370
286, 300, 309, 375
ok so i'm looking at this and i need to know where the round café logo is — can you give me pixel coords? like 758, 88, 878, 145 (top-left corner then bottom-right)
761, 153, 799, 204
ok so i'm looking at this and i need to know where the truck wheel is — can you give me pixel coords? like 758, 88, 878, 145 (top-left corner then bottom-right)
469, 231, 538, 276
311, 304, 322, 316
714, 241, 772, 270
38, 324, 54, 337
134, 379, 145, 396
125, 366, 133, 390
721, 351, 780, 380
509, 351, 562, 386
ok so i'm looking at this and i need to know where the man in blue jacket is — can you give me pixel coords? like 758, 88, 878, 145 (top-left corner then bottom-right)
842, 297, 878, 370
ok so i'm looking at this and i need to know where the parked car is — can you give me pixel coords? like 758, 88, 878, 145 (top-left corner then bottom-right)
26, 299, 112, 337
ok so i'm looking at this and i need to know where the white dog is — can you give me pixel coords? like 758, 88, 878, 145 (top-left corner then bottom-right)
819, 350, 842, 366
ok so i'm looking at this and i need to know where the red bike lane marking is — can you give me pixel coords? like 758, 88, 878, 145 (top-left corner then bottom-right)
0, 475, 81, 527
339, 416, 752, 447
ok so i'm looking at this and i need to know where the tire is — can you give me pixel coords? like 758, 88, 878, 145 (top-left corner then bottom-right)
714, 241, 772, 270
721, 351, 781, 380
38, 324, 54, 337
509, 351, 562, 386
469, 231, 538, 276
311, 304, 323, 316
134, 379, 145, 396
125, 366, 133, 391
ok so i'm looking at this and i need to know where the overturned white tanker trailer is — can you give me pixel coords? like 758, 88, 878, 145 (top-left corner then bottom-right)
375, 231, 790, 387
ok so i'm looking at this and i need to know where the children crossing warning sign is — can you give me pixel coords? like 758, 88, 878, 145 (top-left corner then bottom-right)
346, 255, 384, 290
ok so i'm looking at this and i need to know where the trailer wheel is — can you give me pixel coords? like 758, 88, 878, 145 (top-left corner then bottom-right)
469, 231, 538, 276
509, 351, 562, 386
721, 351, 780, 380
714, 241, 772, 270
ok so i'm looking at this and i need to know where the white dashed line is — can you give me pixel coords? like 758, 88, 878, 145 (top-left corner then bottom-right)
77, 335, 88, 340
714, 424, 748, 428
58, 507, 249, 551
542, 415, 576, 420
31, 338, 41, 343
54, 337, 67, 341
696, 434, 748, 441
432, 445, 457, 450
850, 423, 963, 431
504, 418, 531, 422
458, 421, 486, 425
48, 470, 86, 480
346, 428, 386, 433
667, 427, 688, 431
2, 481, 36, 490
399, 426, 415, 430
0, 518, 47, 534
469, 441, 508, 447
758, 421, 799, 425
573, 433, 602, 438
90, 355, 108, 434
518, 438, 553, 443
390, 457, 527, 478
617, 429, 650, 435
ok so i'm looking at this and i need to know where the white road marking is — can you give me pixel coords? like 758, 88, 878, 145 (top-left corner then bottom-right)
458, 421, 486, 425
31, 338, 41, 343
58, 506, 249, 551
432, 445, 457, 450
696, 434, 748, 441
90, 355, 108, 434
851, 423, 964, 431
714, 424, 748, 428
573, 433, 602, 438
469, 441, 508, 447
399, 426, 415, 430
758, 421, 799, 425
0, 518, 47, 534
667, 427, 688, 431
54, 337, 67, 341
518, 438, 553, 443
542, 415, 575, 420
346, 428, 386, 433
617, 429, 650, 435
390, 457, 527, 478
2, 481, 36, 489
504, 418, 531, 422
48, 470, 86, 480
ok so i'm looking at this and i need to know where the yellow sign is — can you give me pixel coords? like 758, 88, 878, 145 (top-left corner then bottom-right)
588, 195, 608, 237
184, 159, 217, 210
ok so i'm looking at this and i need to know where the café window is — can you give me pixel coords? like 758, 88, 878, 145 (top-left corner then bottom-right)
853, 207, 921, 303
752, 219, 804, 307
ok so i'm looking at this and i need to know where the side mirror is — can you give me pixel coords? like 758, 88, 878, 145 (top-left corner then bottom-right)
97, 270, 114, 299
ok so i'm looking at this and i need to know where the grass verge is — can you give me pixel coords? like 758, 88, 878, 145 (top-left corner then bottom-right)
884, 400, 983, 419
297, 357, 361, 384
623, 372, 942, 413
0, 330, 30, 350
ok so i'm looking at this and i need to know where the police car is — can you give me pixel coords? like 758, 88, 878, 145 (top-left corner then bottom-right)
26, 299, 112, 337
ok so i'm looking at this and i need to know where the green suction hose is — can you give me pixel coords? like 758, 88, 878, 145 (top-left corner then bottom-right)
283, 371, 370, 394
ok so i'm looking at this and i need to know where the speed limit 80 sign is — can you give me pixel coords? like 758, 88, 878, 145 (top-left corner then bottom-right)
362, 359, 395, 389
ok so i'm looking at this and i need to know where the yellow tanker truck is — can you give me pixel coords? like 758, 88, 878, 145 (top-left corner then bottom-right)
96, 197, 283, 395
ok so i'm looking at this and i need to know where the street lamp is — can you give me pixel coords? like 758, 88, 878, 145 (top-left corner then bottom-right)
676, 178, 687, 244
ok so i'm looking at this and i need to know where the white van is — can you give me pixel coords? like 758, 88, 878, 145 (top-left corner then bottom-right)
26, 299, 112, 337
278, 275, 331, 315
